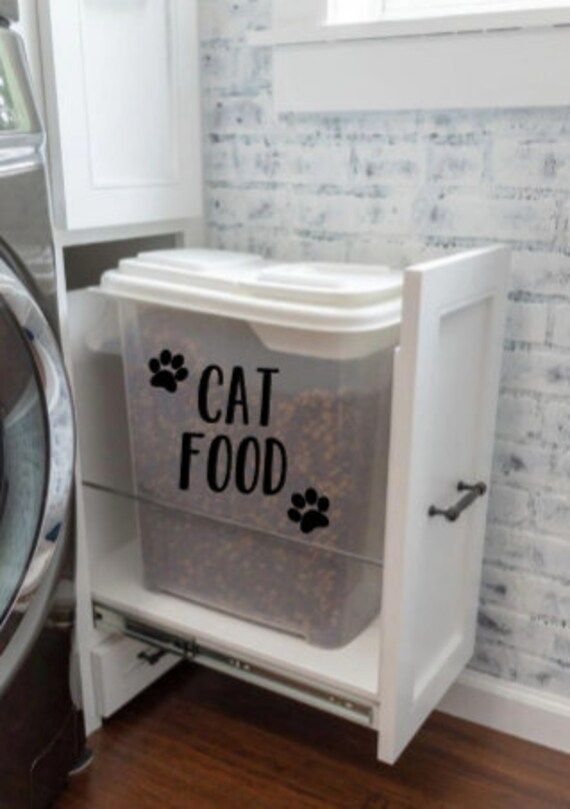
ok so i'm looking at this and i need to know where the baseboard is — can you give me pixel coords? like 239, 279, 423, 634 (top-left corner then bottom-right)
439, 669, 570, 755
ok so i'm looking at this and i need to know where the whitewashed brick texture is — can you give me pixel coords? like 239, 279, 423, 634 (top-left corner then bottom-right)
199, 0, 570, 698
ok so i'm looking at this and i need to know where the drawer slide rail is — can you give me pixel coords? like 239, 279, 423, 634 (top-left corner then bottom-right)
93, 603, 375, 728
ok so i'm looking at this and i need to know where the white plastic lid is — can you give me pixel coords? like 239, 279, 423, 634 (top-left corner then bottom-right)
99, 249, 403, 336
135, 249, 265, 271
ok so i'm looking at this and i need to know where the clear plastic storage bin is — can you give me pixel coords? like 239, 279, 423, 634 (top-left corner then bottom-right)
100, 249, 403, 647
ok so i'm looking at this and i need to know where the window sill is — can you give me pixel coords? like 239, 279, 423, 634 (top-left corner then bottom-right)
249, 10, 570, 113
249, 7, 570, 47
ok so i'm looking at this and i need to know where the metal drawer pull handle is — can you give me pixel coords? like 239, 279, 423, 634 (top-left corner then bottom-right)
428, 481, 487, 522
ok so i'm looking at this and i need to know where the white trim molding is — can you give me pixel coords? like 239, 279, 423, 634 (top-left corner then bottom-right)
252, 4, 570, 113
439, 670, 570, 756
257, 2, 570, 45
256, 26, 570, 113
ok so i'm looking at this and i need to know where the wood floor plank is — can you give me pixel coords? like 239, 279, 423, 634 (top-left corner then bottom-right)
58, 663, 570, 809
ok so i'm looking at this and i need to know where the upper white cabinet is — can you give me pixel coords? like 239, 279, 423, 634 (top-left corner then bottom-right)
38, 0, 202, 231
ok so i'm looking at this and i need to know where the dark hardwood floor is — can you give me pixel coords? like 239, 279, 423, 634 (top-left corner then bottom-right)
58, 662, 569, 809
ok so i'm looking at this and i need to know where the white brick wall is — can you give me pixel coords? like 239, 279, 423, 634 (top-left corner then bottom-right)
551, 303, 570, 349
496, 393, 542, 442
199, 0, 570, 699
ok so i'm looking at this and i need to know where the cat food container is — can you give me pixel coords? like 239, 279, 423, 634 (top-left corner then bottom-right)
99, 249, 403, 647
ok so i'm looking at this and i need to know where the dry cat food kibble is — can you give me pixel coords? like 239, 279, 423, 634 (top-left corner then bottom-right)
120, 306, 392, 646
102, 250, 403, 647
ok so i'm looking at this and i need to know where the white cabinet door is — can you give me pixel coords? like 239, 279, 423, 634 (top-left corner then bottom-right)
39, 0, 202, 231
378, 246, 510, 764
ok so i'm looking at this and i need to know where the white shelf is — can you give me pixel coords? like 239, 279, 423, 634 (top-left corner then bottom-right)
92, 540, 381, 703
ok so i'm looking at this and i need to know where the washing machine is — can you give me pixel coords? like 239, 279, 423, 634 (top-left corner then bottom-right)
0, 4, 85, 807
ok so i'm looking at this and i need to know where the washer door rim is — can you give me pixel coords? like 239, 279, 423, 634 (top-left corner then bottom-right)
0, 256, 75, 689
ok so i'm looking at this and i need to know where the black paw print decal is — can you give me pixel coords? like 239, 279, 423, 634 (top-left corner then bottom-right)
149, 349, 189, 393
288, 488, 330, 535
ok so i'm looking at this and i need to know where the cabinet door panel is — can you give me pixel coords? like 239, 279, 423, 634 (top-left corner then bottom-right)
81, 0, 177, 188
378, 246, 510, 764
40, 0, 202, 231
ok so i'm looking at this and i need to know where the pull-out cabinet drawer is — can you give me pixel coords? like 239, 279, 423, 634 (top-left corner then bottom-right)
74, 245, 510, 763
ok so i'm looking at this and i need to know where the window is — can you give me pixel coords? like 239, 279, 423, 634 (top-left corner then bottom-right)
328, 0, 385, 24
269, 0, 570, 35
328, 0, 570, 26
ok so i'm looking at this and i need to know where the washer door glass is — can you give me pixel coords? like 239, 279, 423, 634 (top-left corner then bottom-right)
0, 302, 48, 625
